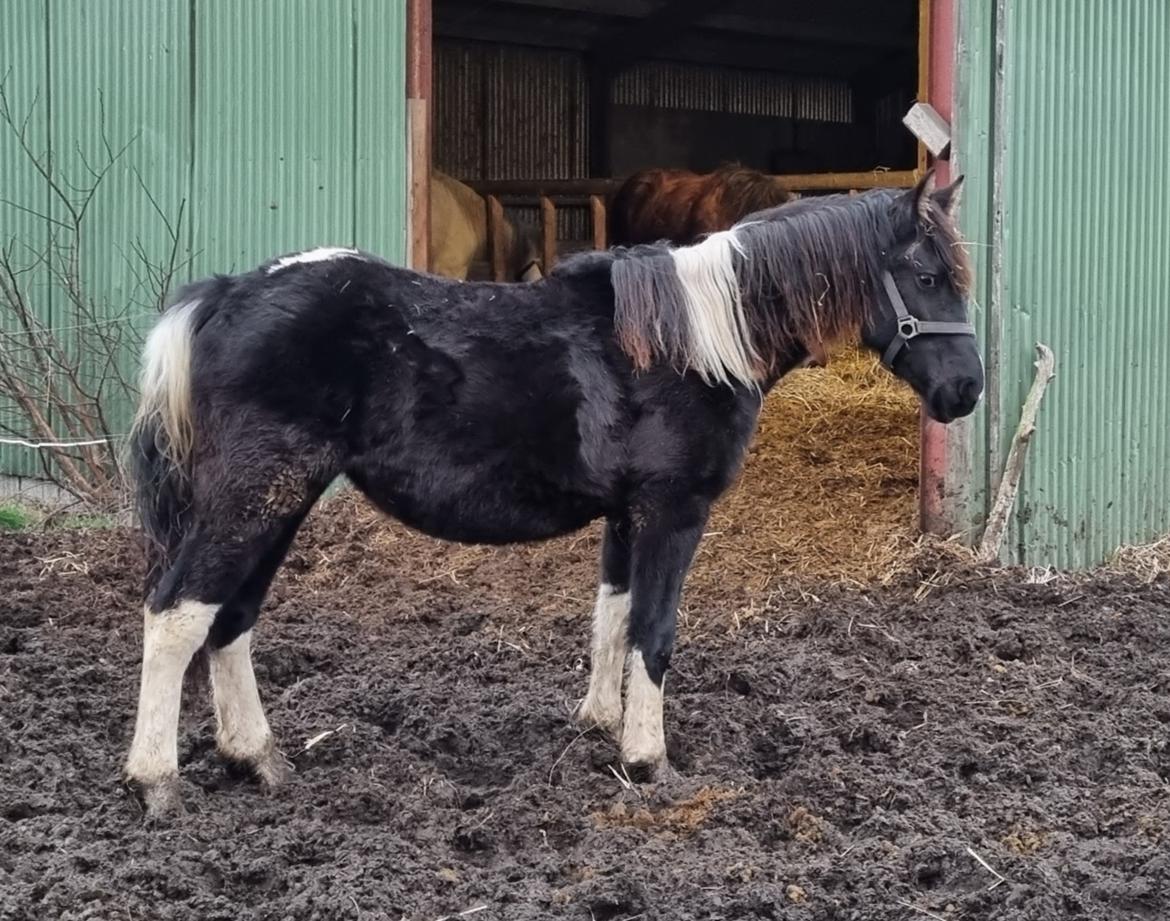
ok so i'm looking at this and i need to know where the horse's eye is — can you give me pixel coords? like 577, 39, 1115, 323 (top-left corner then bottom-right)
917, 273, 938, 289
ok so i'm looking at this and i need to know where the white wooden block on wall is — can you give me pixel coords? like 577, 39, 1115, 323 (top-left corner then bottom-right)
903, 102, 952, 158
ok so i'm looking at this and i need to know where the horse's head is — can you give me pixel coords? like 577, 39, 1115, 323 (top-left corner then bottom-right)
861, 171, 983, 423
512, 224, 543, 283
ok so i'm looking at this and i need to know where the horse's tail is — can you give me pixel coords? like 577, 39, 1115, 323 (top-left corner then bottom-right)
129, 279, 224, 584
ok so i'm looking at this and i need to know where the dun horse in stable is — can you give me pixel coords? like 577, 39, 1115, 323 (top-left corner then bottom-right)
124, 172, 981, 816
430, 169, 542, 282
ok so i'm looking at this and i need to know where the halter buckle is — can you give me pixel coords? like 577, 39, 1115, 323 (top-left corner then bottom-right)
897, 317, 920, 340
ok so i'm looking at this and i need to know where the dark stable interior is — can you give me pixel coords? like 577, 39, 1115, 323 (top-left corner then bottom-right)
432, 0, 920, 180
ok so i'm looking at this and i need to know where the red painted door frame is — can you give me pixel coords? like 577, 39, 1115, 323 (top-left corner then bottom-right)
406, 0, 432, 272
919, 0, 959, 534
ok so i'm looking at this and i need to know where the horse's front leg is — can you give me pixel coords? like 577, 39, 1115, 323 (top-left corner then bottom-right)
579, 518, 632, 735
621, 496, 708, 770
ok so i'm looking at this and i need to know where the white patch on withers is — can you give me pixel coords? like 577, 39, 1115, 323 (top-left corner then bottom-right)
620, 651, 666, 766
124, 601, 217, 786
135, 299, 200, 469
669, 228, 762, 388
578, 584, 631, 734
210, 631, 285, 785
266, 246, 362, 274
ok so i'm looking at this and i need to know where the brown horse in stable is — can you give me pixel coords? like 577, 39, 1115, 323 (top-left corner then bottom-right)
608, 164, 792, 248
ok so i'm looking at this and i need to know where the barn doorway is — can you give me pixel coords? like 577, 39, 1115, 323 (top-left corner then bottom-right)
410, 0, 940, 584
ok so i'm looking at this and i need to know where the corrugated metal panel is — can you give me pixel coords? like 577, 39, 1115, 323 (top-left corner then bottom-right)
0, 1, 51, 478
434, 40, 588, 181
191, 1, 356, 273
0, 0, 407, 482
958, 0, 1170, 566
354, 0, 407, 259
952, 0, 997, 542
613, 63, 851, 123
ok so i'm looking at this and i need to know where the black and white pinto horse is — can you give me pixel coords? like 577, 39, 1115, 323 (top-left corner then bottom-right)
124, 172, 981, 816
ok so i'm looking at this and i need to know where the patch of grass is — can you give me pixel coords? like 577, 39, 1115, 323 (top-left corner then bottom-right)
0, 503, 35, 530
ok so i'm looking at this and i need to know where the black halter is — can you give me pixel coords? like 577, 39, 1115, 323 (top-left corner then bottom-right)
879, 271, 976, 369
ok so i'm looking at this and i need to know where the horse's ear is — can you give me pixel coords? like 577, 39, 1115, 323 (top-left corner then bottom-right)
931, 175, 965, 216
911, 168, 937, 223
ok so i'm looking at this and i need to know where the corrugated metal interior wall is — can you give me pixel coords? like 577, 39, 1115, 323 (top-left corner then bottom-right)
0, 0, 406, 480
957, 0, 1170, 566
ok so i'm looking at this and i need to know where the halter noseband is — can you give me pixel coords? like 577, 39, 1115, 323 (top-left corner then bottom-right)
879, 271, 976, 369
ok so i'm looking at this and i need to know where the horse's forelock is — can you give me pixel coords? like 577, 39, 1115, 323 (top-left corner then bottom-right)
919, 202, 973, 295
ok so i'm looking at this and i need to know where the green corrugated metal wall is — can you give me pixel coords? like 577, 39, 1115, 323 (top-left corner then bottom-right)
956, 0, 1170, 566
0, 0, 407, 479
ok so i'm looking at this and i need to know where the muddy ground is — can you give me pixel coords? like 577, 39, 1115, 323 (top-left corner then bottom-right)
1, 502, 1168, 921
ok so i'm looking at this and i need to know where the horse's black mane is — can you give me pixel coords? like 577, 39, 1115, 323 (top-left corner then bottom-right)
604, 186, 972, 381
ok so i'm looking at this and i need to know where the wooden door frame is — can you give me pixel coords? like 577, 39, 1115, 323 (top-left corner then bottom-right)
918, 0, 966, 537
406, 0, 432, 272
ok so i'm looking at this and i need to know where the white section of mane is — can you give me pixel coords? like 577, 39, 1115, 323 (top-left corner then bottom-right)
668, 229, 761, 388
266, 246, 362, 274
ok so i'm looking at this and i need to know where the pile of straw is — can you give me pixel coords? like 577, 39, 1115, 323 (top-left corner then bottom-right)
686, 344, 923, 596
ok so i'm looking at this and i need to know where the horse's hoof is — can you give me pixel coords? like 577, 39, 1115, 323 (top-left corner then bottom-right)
253, 749, 294, 790
619, 754, 670, 784
222, 743, 293, 790
577, 696, 623, 738
619, 735, 668, 781
129, 774, 186, 821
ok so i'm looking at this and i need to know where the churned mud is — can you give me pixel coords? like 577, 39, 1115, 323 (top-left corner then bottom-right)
1, 505, 1168, 921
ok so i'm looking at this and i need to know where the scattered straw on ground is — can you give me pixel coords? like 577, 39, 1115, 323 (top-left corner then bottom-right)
592, 787, 738, 834
1107, 534, 1170, 584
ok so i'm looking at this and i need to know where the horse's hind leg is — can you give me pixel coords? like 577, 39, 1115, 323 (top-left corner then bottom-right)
125, 593, 217, 815
579, 518, 631, 735
125, 464, 325, 816
206, 515, 308, 788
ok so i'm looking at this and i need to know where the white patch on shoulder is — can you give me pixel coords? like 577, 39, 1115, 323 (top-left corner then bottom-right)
124, 601, 217, 786
578, 584, 630, 734
266, 246, 362, 274
620, 651, 666, 766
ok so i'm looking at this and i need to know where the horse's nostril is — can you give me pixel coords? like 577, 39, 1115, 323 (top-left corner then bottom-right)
958, 377, 982, 406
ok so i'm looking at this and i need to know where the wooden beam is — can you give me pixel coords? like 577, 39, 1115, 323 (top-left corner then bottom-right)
467, 170, 919, 199
590, 195, 607, 250
696, 12, 915, 50
591, 0, 716, 73
540, 196, 558, 272
916, 0, 931, 173
407, 0, 432, 272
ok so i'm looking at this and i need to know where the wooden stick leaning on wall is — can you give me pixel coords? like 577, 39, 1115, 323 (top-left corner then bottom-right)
978, 343, 1056, 563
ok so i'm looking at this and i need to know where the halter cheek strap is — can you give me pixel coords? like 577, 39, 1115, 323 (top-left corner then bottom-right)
879, 271, 976, 369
